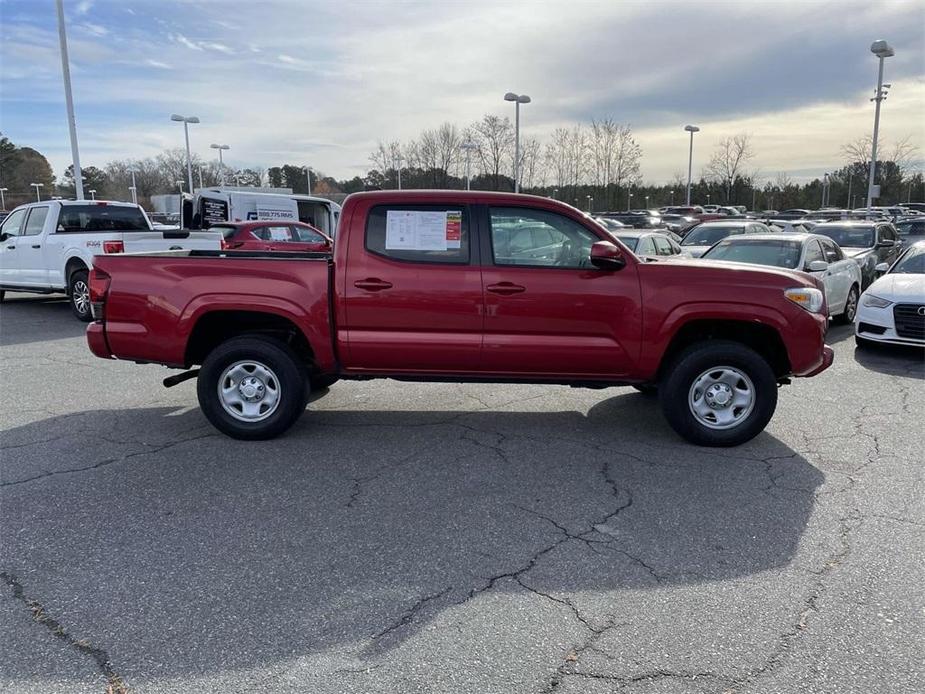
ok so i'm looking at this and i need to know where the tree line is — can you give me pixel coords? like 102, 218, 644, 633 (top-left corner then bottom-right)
1, 127, 921, 213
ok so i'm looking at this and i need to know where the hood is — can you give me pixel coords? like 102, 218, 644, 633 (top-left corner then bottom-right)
842, 247, 874, 259
642, 256, 815, 289
683, 245, 711, 258
866, 273, 925, 302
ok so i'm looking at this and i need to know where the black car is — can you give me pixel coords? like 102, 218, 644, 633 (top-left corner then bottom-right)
813, 221, 903, 289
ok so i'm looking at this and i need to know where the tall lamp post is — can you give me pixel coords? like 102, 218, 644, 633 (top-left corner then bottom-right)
129, 169, 138, 204
504, 92, 531, 193
176, 180, 185, 198
586, 195, 592, 212
210, 144, 230, 185
303, 166, 312, 195
460, 141, 478, 190
55, 0, 84, 200
684, 125, 700, 205
31, 183, 44, 201
88, 189, 96, 200
626, 190, 634, 211
866, 40, 894, 208
0, 187, 7, 210
393, 155, 403, 190
170, 114, 199, 194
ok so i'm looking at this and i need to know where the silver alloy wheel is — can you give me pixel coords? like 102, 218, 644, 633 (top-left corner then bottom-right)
217, 360, 281, 422
688, 365, 756, 430
844, 288, 858, 321
72, 280, 90, 315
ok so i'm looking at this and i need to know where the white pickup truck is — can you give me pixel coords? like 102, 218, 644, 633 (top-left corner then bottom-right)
0, 200, 221, 320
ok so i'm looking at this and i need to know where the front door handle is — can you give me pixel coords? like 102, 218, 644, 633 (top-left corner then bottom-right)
5, 245, 14, 250
354, 278, 393, 291
32, 244, 41, 249
486, 282, 526, 295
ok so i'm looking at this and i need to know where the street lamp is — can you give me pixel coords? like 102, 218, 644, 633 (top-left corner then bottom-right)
176, 180, 185, 196
504, 92, 531, 193
866, 40, 894, 208
55, 0, 84, 200
586, 194, 593, 212
626, 190, 634, 211
821, 173, 829, 207
552, 188, 558, 199
88, 189, 96, 200
684, 125, 700, 206
706, 193, 711, 205
460, 141, 478, 191
670, 189, 675, 205
303, 166, 312, 195
30, 183, 44, 201
128, 169, 138, 204
0, 187, 7, 210
170, 113, 199, 194
645, 194, 650, 210
210, 144, 230, 185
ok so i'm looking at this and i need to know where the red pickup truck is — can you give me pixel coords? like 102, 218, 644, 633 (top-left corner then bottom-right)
87, 191, 833, 446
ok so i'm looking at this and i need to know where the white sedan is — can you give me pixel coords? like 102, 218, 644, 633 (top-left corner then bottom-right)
855, 241, 925, 348
699, 233, 863, 322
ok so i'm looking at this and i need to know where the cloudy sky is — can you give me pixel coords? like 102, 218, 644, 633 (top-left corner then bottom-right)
1, 0, 923, 185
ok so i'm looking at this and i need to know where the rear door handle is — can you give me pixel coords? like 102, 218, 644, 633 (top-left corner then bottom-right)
354, 278, 393, 291
486, 282, 526, 295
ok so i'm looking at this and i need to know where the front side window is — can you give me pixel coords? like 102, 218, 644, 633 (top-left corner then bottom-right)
23, 207, 49, 236
636, 236, 656, 256
653, 236, 674, 255
803, 240, 825, 267
0, 208, 27, 237
366, 205, 469, 264
490, 207, 599, 269
819, 238, 843, 262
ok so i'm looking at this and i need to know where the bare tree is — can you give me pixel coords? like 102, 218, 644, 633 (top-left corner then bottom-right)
518, 136, 543, 190
471, 114, 514, 190
588, 119, 642, 190
704, 134, 755, 203
369, 140, 404, 187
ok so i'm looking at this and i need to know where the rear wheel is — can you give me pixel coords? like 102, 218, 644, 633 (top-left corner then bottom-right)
197, 336, 307, 440
834, 285, 859, 325
68, 269, 92, 322
659, 340, 777, 447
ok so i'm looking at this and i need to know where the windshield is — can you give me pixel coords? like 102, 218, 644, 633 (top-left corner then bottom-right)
595, 218, 625, 232
814, 225, 874, 248
891, 246, 925, 274
615, 235, 639, 251
702, 239, 802, 268
56, 204, 150, 232
681, 225, 743, 246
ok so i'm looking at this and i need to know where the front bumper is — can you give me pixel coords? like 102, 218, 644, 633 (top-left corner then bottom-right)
802, 344, 835, 377
855, 303, 925, 346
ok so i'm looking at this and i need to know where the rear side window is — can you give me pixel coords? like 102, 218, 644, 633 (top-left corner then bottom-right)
211, 225, 238, 240
56, 205, 149, 232
653, 236, 674, 255
366, 205, 469, 264
293, 226, 326, 243
23, 207, 49, 236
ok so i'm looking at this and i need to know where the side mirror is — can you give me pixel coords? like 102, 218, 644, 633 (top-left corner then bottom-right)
874, 262, 890, 274
0, 232, 7, 242
589, 240, 626, 270
876, 239, 895, 248
806, 260, 828, 272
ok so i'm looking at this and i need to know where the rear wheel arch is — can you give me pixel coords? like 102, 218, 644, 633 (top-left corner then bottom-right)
64, 256, 89, 288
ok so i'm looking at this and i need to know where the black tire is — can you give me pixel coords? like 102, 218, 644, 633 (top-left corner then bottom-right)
68, 269, 92, 322
658, 340, 778, 447
834, 285, 859, 325
632, 384, 657, 395
197, 336, 308, 440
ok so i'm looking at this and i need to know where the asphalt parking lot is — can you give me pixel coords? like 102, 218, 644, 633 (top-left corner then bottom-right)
1, 292, 922, 694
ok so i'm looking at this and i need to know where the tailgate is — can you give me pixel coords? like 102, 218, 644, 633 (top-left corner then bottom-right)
122, 231, 222, 252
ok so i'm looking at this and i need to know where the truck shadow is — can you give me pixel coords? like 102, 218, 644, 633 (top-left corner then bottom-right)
1, 396, 824, 681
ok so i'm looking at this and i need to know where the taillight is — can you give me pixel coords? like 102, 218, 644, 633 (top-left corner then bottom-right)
89, 268, 111, 320
103, 240, 124, 253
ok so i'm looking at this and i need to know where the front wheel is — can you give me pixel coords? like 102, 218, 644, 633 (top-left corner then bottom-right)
68, 269, 92, 322
659, 340, 778, 447
197, 336, 308, 440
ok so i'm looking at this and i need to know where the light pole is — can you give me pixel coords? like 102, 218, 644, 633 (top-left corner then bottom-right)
504, 92, 531, 192
170, 114, 199, 194
670, 189, 675, 205
176, 180, 185, 197
644, 194, 650, 210
129, 169, 138, 204
460, 141, 478, 190
684, 125, 699, 206
707, 193, 711, 205
552, 188, 558, 199
626, 190, 634, 211
31, 183, 44, 201
302, 166, 312, 195
821, 173, 828, 207
55, 0, 84, 200
393, 155, 403, 190
88, 188, 96, 200
0, 187, 7, 210
586, 195, 592, 212
210, 144, 230, 185
866, 40, 894, 208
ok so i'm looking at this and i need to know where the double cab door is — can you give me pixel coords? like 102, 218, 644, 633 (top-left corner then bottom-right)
0, 206, 50, 287
341, 200, 642, 378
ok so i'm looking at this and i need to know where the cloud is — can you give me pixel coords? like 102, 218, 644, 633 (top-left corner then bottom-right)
75, 0, 93, 15
79, 23, 108, 37
170, 33, 203, 51
145, 60, 172, 70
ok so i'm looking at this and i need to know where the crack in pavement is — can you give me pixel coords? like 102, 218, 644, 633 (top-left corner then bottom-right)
372, 586, 453, 641
1, 571, 128, 694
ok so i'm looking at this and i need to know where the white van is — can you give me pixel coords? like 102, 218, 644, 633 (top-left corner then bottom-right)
183, 187, 341, 238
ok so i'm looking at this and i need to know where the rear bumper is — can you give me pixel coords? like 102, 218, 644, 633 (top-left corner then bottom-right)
86, 322, 113, 359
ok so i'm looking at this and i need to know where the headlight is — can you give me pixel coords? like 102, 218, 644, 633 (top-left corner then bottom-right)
861, 293, 892, 308
785, 287, 824, 313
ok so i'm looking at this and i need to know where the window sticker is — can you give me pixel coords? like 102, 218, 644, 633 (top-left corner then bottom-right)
385, 210, 450, 251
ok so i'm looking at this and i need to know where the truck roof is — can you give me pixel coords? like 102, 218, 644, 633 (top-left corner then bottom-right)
345, 190, 571, 206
